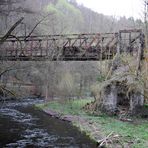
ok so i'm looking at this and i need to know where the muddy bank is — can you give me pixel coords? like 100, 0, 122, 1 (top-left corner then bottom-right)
40, 108, 105, 146
37, 103, 148, 148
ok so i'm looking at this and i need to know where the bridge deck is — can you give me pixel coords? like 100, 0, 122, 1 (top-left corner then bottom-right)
0, 29, 144, 61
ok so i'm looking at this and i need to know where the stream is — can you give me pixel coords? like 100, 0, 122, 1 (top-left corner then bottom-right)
0, 98, 96, 148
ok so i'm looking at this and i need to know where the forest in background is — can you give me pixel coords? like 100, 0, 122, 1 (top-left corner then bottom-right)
0, 0, 144, 35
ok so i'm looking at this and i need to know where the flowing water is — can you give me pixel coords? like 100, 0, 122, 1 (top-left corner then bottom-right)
0, 98, 96, 148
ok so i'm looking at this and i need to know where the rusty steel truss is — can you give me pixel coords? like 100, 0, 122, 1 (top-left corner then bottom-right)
0, 29, 145, 61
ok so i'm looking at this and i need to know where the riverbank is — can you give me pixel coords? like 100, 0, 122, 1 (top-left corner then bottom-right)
36, 99, 148, 148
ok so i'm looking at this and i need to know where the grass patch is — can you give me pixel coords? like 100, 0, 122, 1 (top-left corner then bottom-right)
88, 116, 148, 147
37, 99, 148, 148
37, 99, 93, 116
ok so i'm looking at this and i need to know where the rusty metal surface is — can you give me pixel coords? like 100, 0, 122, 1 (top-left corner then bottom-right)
0, 29, 144, 61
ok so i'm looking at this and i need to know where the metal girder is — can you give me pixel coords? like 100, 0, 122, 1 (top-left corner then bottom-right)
0, 29, 144, 61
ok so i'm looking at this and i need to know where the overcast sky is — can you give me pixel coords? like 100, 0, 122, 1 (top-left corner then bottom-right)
76, 0, 143, 19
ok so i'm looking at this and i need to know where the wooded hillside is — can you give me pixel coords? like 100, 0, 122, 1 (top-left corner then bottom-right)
0, 0, 144, 36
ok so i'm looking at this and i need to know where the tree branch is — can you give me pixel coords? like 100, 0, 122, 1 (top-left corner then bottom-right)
0, 17, 24, 45
0, 85, 16, 97
0, 65, 31, 78
25, 13, 54, 40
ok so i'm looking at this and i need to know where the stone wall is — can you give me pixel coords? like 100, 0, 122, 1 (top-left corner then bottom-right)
100, 81, 144, 115
100, 54, 144, 115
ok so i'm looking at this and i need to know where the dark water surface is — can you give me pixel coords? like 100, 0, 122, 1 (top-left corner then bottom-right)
0, 99, 96, 148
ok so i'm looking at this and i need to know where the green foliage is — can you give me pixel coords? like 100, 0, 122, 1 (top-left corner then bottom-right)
45, 0, 84, 33
57, 0, 84, 33
37, 99, 148, 147
93, 117, 148, 148
56, 0, 80, 15
46, 4, 58, 13
46, 4, 64, 17
38, 99, 92, 115
97, 75, 106, 83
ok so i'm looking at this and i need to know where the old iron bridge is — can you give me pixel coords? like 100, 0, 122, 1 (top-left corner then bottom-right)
0, 29, 144, 61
